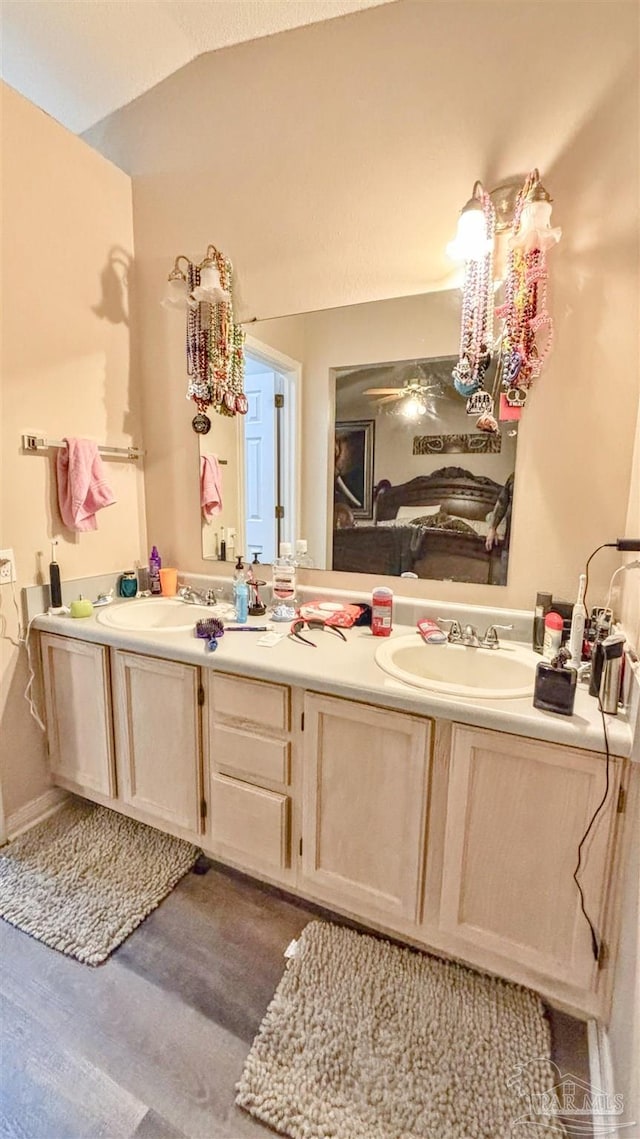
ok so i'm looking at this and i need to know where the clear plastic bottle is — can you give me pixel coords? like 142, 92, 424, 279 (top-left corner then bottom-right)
271, 542, 297, 622
231, 557, 249, 622
233, 577, 249, 623
294, 539, 314, 569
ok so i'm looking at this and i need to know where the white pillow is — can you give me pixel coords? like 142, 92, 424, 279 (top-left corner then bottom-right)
440, 516, 506, 539
395, 504, 441, 522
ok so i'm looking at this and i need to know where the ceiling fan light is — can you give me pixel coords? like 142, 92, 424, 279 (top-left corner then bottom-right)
401, 395, 427, 419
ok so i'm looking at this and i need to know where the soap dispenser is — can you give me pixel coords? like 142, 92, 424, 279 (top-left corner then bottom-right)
232, 556, 248, 622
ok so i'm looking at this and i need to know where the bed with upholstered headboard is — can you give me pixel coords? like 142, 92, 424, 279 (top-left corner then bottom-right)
332, 466, 509, 584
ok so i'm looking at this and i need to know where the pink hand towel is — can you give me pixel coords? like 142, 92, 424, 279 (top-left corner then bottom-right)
57, 438, 117, 532
200, 454, 223, 522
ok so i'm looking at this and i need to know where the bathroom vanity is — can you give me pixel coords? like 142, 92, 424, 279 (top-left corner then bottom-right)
35, 604, 636, 1023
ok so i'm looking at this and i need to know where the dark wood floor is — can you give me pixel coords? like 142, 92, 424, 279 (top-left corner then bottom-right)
0, 861, 590, 1139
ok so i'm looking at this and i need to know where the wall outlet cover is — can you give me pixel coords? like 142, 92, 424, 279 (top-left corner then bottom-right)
0, 549, 16, 584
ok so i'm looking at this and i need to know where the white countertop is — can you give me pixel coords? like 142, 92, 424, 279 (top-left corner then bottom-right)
33, 601, 635, 759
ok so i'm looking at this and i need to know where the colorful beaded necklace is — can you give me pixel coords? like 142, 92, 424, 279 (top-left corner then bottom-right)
183, 245, 246, 428
452, 186, 496, 404
495, 170, 558, 398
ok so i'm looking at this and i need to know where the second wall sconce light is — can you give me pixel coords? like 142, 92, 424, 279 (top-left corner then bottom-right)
448, 169, 561, 433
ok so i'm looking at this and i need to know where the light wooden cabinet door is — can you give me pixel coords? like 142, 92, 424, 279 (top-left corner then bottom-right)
301, 693, 431, 924
439, 725, 621, 991
40, 633, 116, 797
111, 650, 203, 834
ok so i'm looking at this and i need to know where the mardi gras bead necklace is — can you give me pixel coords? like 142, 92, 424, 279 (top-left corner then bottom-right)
452, 185, 497, 429
163, 244, 246, 432
496, 169, 561, 400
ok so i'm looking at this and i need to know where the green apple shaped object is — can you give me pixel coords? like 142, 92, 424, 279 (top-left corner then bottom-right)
70, 596, 94, 618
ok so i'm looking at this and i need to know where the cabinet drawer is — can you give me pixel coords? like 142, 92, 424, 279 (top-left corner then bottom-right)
211, 724, 290, 786
209, 673, 290, 733
210, 774, 289, 869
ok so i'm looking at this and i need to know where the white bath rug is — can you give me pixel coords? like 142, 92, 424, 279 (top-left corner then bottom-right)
237, 920, 565, 1139
0, 797, 198, 965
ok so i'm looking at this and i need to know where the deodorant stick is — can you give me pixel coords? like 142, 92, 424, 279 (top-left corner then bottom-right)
371, 586, 393, 637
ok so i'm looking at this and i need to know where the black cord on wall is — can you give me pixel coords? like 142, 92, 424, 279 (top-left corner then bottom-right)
574, 537, 639, 960
584, 537, 640, 616
572, 700, 612, 962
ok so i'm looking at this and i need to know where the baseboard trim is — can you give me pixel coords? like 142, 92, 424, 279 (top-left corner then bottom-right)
588, 1019, 629, 1139
6, 787, 68, 841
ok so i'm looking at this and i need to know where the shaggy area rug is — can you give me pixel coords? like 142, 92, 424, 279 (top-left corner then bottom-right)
237, 921, 565, 1139
0, 798, 198, 965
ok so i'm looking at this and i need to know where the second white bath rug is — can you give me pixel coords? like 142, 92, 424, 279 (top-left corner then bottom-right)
0, 797, 198, 965
237, 920, 565, 1139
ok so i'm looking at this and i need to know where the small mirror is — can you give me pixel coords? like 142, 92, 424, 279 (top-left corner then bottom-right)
199, 290, 518, 584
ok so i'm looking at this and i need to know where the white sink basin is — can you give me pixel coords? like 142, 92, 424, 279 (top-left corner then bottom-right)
96, 598, 216, 632
375, 634, 538, 699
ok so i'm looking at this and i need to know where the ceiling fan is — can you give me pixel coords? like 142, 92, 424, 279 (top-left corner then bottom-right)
363, 377, 437, 404
362, 359, 448, 405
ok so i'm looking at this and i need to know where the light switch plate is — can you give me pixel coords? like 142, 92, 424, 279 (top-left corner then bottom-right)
0, 549, 16, 584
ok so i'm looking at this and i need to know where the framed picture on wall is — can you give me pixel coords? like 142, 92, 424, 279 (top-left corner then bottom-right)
334, 419, 375, 520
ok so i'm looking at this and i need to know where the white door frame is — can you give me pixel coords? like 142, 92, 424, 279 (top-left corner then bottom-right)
243, 335, 301, 551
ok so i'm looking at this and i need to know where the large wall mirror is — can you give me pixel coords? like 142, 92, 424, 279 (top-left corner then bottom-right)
199, 289, 518, 585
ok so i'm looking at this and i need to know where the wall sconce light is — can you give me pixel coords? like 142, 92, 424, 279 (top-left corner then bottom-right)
161, 256, 194, 310
509, 175, 562, 253
448, 168, 561, 430
162, 244, 246, 430
190, 246, 231, 305
446, 181, 495, 262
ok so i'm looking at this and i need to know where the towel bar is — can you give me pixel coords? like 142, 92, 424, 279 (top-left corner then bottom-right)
22, 434, 144, 461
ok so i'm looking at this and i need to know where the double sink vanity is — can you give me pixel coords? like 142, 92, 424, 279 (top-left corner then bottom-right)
34, 587, 636, 1023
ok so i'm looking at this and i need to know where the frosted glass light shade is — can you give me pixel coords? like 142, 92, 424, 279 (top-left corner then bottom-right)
510, 199, 562, 253
161, 276, 192, 310
191, 265, 230, 305
447, 206, 493, 262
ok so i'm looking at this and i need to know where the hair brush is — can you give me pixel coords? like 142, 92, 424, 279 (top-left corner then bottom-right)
195, 617, 225, 640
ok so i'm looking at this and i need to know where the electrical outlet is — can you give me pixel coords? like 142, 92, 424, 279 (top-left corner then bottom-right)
0, 549, 16, 584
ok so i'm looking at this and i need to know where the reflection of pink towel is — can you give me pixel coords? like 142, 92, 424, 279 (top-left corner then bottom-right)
57, 438, 116, 532
200, 454, 223, 523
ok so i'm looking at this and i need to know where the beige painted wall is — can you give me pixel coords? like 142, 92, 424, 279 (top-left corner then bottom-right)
87, 0, 640, 613
0, 83, 144, 818
620, 400, 640, 650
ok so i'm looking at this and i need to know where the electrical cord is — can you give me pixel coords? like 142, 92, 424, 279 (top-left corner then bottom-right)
23, 613, 47, 732
605, 559, 640, 614
572, 698, 611, 962
0, 575, 46, 730
584, 538, 640, 618
583, 543, 614, 620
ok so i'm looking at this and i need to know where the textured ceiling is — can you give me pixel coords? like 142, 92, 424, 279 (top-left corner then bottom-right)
0, 0, 396, 134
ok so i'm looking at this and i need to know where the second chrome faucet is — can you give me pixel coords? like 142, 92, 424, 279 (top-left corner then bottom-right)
437, 619, 513, 649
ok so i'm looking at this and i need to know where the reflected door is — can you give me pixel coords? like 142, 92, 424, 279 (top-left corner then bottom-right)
244, 363, 279, 562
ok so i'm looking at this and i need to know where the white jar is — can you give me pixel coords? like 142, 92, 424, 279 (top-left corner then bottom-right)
542, 611, 564, 660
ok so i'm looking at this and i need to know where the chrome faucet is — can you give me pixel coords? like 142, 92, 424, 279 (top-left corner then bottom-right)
437, 618, 513, 649
461, 624, 481, 647
437, 619, 463, 643
178, 584, 217, 606
480, 623, 514, 649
